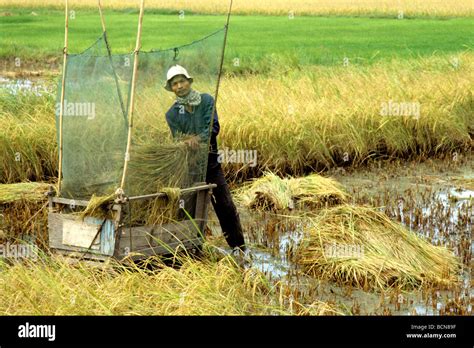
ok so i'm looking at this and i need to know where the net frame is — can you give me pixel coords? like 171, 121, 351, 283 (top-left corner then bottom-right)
56, 0, 233, 200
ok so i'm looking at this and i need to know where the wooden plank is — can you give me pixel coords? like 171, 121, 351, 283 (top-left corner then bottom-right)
178, 190, 197, 219
48, 195, 54, 211
128, 220, 198, 238
194, 188, 211, 234
116, 238, 203, 260
112, 203, 123, 259
100, 219, 116, 255
62, 218, 101, 250
51, 197, 89, 207
118, 220, 202, 256
50, 198, 122, 212
48, 213, 115, 256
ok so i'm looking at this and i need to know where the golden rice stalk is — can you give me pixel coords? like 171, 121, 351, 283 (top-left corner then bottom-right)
127, 140, 203, 195
452, 177, 474, 191
0, 253, 301, 315
236, 172, 292, 211
78, 193, 116, 220
142, 187, 181, 226
288, 174, 348, 208
120, 187, 183, 227
0, 182, 51, 204
235, 172, 347, 212
0, 199, 49, 246
0, 182, 51, 246
295, 204, 461, 290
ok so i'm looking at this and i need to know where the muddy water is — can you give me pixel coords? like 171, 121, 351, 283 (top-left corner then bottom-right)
208, 154, 473, 315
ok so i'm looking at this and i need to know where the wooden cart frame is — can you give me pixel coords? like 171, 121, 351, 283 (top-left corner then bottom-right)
47, 183, 215, 262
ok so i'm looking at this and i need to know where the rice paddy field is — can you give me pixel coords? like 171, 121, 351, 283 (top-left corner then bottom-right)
0, 1, 472, 318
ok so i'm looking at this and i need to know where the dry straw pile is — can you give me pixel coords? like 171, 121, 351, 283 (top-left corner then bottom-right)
236, 172, 347, 211
295, 205, 461, 290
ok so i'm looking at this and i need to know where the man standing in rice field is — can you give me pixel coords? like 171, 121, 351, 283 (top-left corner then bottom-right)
164, 64, 249, 261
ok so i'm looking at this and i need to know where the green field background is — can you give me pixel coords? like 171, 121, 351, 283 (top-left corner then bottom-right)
1, 9, 472, 69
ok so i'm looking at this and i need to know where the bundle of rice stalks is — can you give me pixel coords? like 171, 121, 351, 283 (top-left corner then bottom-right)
78, 193, 116, 220
295, 205, 461, 290
235, 172, 347, 212
0, 182, 52, 246
125, 187, 182, 226
288, 174, 348, 208
127, 140, 208, 195
0, 182, 51, 204
452, 177, 474, 191
236, 172, 292, 211
77, 188, 181, 225
145, 187, 181, 225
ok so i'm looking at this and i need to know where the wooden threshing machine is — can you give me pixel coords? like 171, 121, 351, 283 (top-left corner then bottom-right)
47, 0, 231, 262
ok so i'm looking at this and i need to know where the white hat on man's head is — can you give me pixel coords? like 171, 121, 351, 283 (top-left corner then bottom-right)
164, 65, 193, 91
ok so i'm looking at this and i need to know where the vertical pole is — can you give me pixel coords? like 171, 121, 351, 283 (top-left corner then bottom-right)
97, 0, 107, 32
57, 0, 69, 195
215, 0, 233, 105
120, 0, 145, 190
206, 0, 233, 161
98, 0, 127, 119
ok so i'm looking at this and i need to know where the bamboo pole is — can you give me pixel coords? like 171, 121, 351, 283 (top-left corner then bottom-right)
98, 0, 127, 119
211, 0, 233, 118
57, 0, 69, 195
97, 0, 107, 32
206, 0, 233, 159
120, 0, 145, 190
126, 184, 217, 202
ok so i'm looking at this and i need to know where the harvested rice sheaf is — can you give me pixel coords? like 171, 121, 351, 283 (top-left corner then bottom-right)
127, 140, 208, 195
128, 187, 182, 226
78, 193, 116, 220
235, 172, 347, 211
295, 205, 461, 290
79, 188, 183, 226
0, 182, 51, 204
452, 177, 474, 191
288, 173, 348, 207
0, 182, 52, 245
